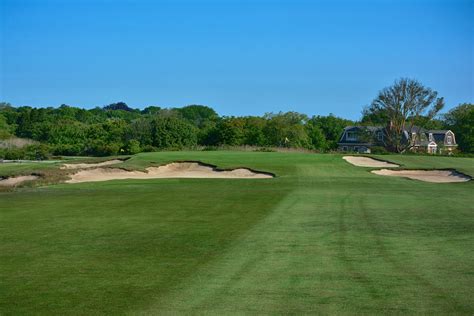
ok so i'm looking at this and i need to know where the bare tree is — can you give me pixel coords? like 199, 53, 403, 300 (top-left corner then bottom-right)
370, 78, 444, 153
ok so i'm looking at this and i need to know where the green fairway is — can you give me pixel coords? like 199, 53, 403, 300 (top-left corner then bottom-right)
1, 152, 473, 314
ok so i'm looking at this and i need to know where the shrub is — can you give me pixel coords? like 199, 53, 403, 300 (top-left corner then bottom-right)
254, 147, 276, 152
370, 146, 389, 154
0, 144, 51, 160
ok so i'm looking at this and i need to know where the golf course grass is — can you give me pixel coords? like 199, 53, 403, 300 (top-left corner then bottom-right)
1, 152, 473, 314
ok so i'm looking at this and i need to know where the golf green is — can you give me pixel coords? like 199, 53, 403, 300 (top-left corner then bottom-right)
1, 152, 473, 314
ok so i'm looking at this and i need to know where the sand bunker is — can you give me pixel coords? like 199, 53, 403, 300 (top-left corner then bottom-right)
343, 156, 399, 168
0, 175, 39, 186
371, 169, 470, 183
66, 162, 273, 183
61, 159, 123, 170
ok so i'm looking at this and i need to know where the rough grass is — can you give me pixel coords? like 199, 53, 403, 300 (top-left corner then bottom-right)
1, 152, 473, 314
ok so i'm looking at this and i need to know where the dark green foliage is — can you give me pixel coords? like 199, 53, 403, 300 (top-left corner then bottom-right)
307, 114, 353, 149
151, 116, 198, 149
1, 104, 354, 155
370, 146, 389, 154
141, 106, 162, 115
103, 101, 135, 112
444, 103, 474, 153
1, 97, 471, 156
0, 113, 12, 139
360, 105, 389, 125
411, 116, 445, 130
305, 123, 327, 150
263, 112, 310, 148
215, 117, 246, 146
0, 144, 50, 160
177, 105, 218, 128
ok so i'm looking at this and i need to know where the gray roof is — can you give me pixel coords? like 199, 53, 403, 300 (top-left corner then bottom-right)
343, 126, 383, 132
427, 130, 450, 134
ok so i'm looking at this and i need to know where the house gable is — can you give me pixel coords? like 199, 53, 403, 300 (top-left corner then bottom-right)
444, 130, 456, 146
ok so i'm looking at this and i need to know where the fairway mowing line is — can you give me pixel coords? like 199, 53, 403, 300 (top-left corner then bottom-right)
136, 189, 357, 314
136, 192, 301, 314
356, 197, 469, 312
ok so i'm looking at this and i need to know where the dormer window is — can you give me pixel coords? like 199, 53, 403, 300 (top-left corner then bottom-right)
446, 135, 453, 144
347, 132, 357, 141
377, 132, 383, 141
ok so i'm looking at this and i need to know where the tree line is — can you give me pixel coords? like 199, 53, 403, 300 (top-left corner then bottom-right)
0, 79, 472, 159
0, 102, 354, 158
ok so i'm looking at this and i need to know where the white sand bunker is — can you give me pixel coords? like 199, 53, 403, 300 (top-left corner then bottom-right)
371, 169, 470, 183
343, 156, 399, 168
66, 162, 273, 183
0, 175, 39, 186
61, 159, 123, 170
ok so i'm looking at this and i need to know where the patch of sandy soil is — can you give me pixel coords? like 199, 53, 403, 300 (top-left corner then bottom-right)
66, 162, 273, 183
0, 175, 39, 186
61, 159, 123, 170
343, 156, 399, 168
371, 169, 470, 183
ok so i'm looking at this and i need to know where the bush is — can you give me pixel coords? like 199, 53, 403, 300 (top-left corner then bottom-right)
126, 140, 141, 154
24, 144, 51, 160
254, 147, 276, 152
370, 146, 389, 154
141, 145, 158, 152
0, 144, 51, 160
202, 146, 219, 151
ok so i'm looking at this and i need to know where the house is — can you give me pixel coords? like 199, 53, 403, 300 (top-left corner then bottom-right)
338, 125, 457, 154
337, 126, 384, 153
410, 129, 457, 154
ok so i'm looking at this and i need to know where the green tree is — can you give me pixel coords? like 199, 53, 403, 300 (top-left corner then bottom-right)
264, 112, 310, 148
151, 117, 197, 149
243, 116, 267, 146
308, 114, 352, 149
216, 117, 246, 146
360, 106, 389, 126
443, 103, 474, 153
103, 102, 135, 112
126, 140, 142, 154
368, 78, 444, 153
0, 113, 12, 139
177, 105, 218, 128
141, 106, 162, 115
305, 123, 327, 150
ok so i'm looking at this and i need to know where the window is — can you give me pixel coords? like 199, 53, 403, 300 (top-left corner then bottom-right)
354, 146, 359, 152
346, 132, 357, 141
446, 135, 453, 144
377, 132, 383, 141
342, 146, 348, 151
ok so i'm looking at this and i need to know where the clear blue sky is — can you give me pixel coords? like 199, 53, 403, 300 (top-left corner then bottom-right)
1, 0, 472, 120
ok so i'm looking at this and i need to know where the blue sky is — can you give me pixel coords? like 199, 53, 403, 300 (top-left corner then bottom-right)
0, 0, 472, 120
